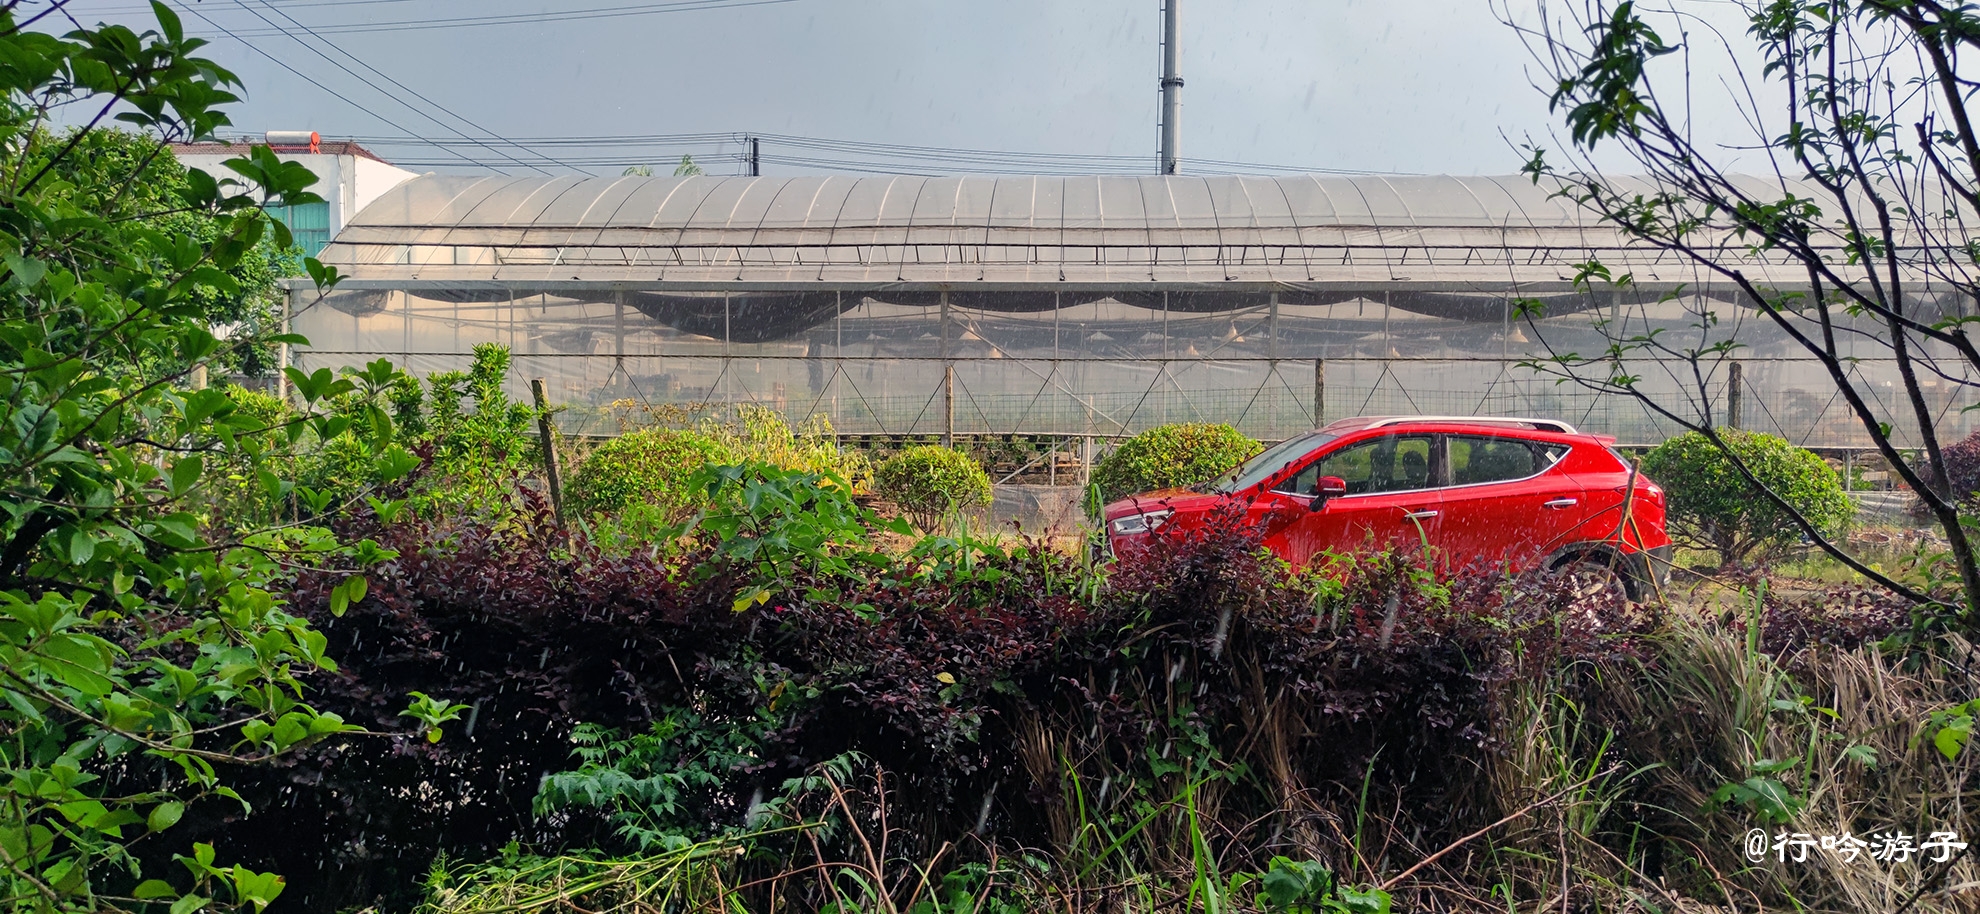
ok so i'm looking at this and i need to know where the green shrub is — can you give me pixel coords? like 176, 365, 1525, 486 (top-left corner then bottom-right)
568, 428, 734, 516
406, 345, 545, 518
872, 445, 993, 532
297, 431, 378, 496
1092, 423, 1263, 503
1642, 429, 1854, 568
224, 384, 292, 430
203, 386, 300, 529
701, 404, 868, 486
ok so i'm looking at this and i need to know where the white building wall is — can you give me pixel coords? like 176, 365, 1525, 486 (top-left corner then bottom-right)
351, 156, 421, 218
174, 149, 419, 239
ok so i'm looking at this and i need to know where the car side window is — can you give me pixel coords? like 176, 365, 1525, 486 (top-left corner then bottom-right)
1308, 434, 1434, 495
1273, 461, 1323, 496
1449, 434, 1541, 485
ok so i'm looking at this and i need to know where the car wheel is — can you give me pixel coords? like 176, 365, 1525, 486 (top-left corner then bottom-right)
1554, 555, 1637, 604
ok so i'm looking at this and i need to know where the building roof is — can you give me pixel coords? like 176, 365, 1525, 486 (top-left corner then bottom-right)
318, 172, 1889, 291
170, 140, 392, 163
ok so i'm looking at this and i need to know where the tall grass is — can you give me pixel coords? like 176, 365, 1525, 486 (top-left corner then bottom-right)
1465, 589, 1978, 913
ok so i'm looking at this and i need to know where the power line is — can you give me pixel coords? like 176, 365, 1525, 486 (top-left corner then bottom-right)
170, 3, 500, 172
353, 131, 1417, 176
89, 0, 432, 15
230, 0, 572, 174
217, 0, 804, 37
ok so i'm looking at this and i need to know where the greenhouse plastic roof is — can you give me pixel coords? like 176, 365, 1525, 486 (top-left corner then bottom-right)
321, 173, 1862, 289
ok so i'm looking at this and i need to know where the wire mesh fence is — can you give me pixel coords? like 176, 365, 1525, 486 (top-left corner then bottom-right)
288, 286, 1980, 449
290, 349, 1976, 450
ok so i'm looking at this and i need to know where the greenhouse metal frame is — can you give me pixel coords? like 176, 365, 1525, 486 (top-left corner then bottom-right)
288, 173, 1978, 448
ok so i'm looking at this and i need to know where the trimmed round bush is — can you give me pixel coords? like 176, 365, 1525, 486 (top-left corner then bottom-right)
1932, 428, 1980, 510
1092, 423, 1263, 503
567, 429, 733, 516
1641, 429, 1853, 568
873, 445, 993, 532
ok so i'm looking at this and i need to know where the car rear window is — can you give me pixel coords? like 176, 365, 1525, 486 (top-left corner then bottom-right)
1449, 434, 1540, 484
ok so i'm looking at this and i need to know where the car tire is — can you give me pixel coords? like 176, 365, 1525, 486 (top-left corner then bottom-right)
1553, 554, 1639, 604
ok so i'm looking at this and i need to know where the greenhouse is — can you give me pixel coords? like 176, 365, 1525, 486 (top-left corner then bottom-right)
290, 173, 1974, 447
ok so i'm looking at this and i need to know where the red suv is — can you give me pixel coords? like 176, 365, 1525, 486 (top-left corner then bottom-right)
1102, 417, 1673, 599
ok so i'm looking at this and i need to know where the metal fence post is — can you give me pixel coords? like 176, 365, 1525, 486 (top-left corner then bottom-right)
531, 379, 566, 529
943, 363, 955, 448
1728, 361, 1744, 429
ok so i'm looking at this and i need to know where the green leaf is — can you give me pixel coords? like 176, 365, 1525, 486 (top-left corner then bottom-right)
5, 252, 47, 288
1934, 717, 1971, 760
304, 257, 341, 290
1261, 867, 1307, 908
731, 586, 769, 613
148, 800, 184, 833
170, 455, 204, 497
68, 529, 95, 565
1337, 886, 1393, 914
133, 878, 178, 900
374, 445, 420, 482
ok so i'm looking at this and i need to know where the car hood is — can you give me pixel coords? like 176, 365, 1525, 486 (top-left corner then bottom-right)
1102, 488, 1224, 522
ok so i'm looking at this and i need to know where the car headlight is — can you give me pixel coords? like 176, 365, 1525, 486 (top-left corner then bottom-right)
1109, 509, 1174, 536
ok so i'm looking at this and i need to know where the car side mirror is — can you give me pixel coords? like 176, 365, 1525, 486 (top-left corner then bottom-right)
1310, 476, 1348, 511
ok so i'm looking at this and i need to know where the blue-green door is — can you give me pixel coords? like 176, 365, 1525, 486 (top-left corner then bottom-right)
270, 201, 331, 257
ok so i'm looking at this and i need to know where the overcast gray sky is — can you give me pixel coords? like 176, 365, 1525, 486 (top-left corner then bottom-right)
67, 0, 1760, 177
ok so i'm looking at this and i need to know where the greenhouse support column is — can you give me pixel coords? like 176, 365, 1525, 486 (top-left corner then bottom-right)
833, 292, 842, 442
1268, 293, 1280, 434
1728, 361, 1744, 429
276, 288, 291, 403
614, 292, 626, 375
1268, 293, 1279, 360
941, 291, 952, 446
1314, 359, 1325, 427
944, 363, 955, 448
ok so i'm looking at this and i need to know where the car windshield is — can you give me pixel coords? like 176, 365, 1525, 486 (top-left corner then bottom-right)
1207, 432, 1335, 493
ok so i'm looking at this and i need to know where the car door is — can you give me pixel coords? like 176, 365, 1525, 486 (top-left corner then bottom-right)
1433, 434, 1582, 573
1265, 433, 1441, 566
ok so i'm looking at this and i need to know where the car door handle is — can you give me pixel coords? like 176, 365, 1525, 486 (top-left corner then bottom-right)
1543, 498, 1579, 509
1403, 509, 1440, 520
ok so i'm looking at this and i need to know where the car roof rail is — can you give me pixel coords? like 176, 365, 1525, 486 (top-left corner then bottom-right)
1353, 416, 1581, 435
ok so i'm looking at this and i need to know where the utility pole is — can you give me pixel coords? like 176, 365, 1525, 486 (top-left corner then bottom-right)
747, 136, 760, 177
1158, 0, 1182, 175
